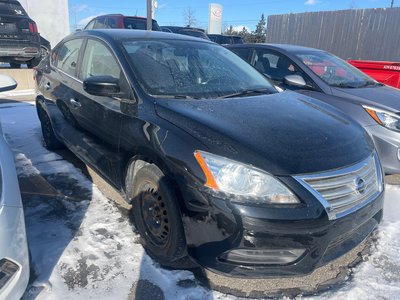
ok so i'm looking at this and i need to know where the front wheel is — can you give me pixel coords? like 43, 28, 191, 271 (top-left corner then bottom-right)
130, 164, 188, 267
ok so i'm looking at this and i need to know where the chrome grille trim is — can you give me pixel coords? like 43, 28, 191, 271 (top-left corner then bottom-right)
294, 154, 383, 220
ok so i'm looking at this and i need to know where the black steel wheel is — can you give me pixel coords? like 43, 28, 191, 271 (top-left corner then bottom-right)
131, 164, 188, 266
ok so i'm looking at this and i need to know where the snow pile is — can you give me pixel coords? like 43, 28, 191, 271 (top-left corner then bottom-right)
315, 185, 400, 300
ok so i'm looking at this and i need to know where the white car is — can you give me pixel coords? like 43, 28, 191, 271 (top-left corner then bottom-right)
0, 75, 29, 300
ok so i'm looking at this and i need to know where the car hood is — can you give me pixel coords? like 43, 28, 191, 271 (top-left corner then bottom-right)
155, 91, 373, 176
332, 85, 400, 112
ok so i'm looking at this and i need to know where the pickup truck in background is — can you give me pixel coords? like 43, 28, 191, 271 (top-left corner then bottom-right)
348, 60, 400, 89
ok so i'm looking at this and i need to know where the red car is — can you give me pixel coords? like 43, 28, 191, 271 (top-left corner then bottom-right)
84, 14, 161, 31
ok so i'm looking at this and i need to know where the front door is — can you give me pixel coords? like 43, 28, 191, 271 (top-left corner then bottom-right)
72, 38, 133, 185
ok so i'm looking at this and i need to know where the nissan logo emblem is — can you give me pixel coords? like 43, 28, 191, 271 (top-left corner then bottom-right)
355, 177, 366, 194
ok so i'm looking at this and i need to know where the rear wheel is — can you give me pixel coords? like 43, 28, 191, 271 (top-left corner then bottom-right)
39, 109, 65, 150
130, 164, 189, 267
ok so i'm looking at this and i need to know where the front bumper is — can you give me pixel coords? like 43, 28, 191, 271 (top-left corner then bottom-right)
0, 205, 29, 300
181, 184, 384, 278
365, 124, 400, 174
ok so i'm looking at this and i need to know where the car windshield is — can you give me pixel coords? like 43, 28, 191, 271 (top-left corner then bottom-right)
296, 51, 377, 88
123, 40, 276, 99
0, 1, 26, 16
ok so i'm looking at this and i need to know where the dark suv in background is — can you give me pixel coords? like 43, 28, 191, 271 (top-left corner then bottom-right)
84, 14, 161, 31
0, 0, 41, 68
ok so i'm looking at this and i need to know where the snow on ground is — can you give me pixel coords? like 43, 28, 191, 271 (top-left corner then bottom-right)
0, 101, 399, 300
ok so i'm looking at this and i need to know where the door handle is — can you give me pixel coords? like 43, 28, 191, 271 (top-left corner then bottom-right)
70, 98, 81, 109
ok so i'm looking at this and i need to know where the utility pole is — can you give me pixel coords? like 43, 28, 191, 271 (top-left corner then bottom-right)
391, 0, 395, 7
146, 0, 157, 30
146, 0, 152, 31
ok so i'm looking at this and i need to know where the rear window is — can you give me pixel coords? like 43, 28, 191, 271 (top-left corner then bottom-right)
124, 18, 160, 31
0, 1, 27, 16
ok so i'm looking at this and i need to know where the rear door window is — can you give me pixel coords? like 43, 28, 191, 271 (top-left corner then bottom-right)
106, 17, 119, 28
253, 50, 299, 81
53, 39, 83, 77
93, 17, 106, 29
230, 48, 251, 61
124, 18, 160, 31
124, 18, 146, 30
85, 19, 96, 30
0, 1, 27, 16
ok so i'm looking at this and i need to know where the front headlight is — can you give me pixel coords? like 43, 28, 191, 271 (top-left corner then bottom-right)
194, 151, 299, 204
363, 105, 400, 132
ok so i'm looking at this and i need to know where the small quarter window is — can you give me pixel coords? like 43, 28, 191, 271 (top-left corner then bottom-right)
53, 39, 83, 77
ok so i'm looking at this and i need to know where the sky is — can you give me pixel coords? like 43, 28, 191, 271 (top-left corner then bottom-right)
68, 0, 395, 32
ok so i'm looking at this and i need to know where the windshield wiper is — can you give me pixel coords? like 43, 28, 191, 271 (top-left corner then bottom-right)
359, 81, 384, 88
155, 95, 202, 99
332, 82, 362, 88
218, 88, 274, 99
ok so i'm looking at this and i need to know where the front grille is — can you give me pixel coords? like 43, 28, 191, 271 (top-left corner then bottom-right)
294, 154, 383, 220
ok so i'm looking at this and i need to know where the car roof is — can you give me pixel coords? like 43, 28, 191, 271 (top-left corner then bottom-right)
71, 29, 214, 44
227, 43, 322, 53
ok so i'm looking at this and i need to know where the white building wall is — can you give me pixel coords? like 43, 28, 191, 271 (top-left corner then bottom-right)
19, 0, 70, 48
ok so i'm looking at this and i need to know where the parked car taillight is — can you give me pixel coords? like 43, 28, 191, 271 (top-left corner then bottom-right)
29, 22, 38, 33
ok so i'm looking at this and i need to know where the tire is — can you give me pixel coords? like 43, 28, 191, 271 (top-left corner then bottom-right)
39, 109, 65, 150
130, 164, 188, 267
27, 57, 41, 68
10, 62, 21, 69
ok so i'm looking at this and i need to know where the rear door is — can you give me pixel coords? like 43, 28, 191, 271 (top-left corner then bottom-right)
38, 38, 85, 147
50, 38, 88, 130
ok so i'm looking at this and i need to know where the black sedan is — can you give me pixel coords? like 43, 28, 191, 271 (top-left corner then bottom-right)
35, 30, 384, 277
227, 43, 400, 175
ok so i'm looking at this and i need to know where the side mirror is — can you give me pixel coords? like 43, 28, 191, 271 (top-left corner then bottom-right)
83, 76, 120, 97
0, 74, 17, 92
284, 74, 307, 88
